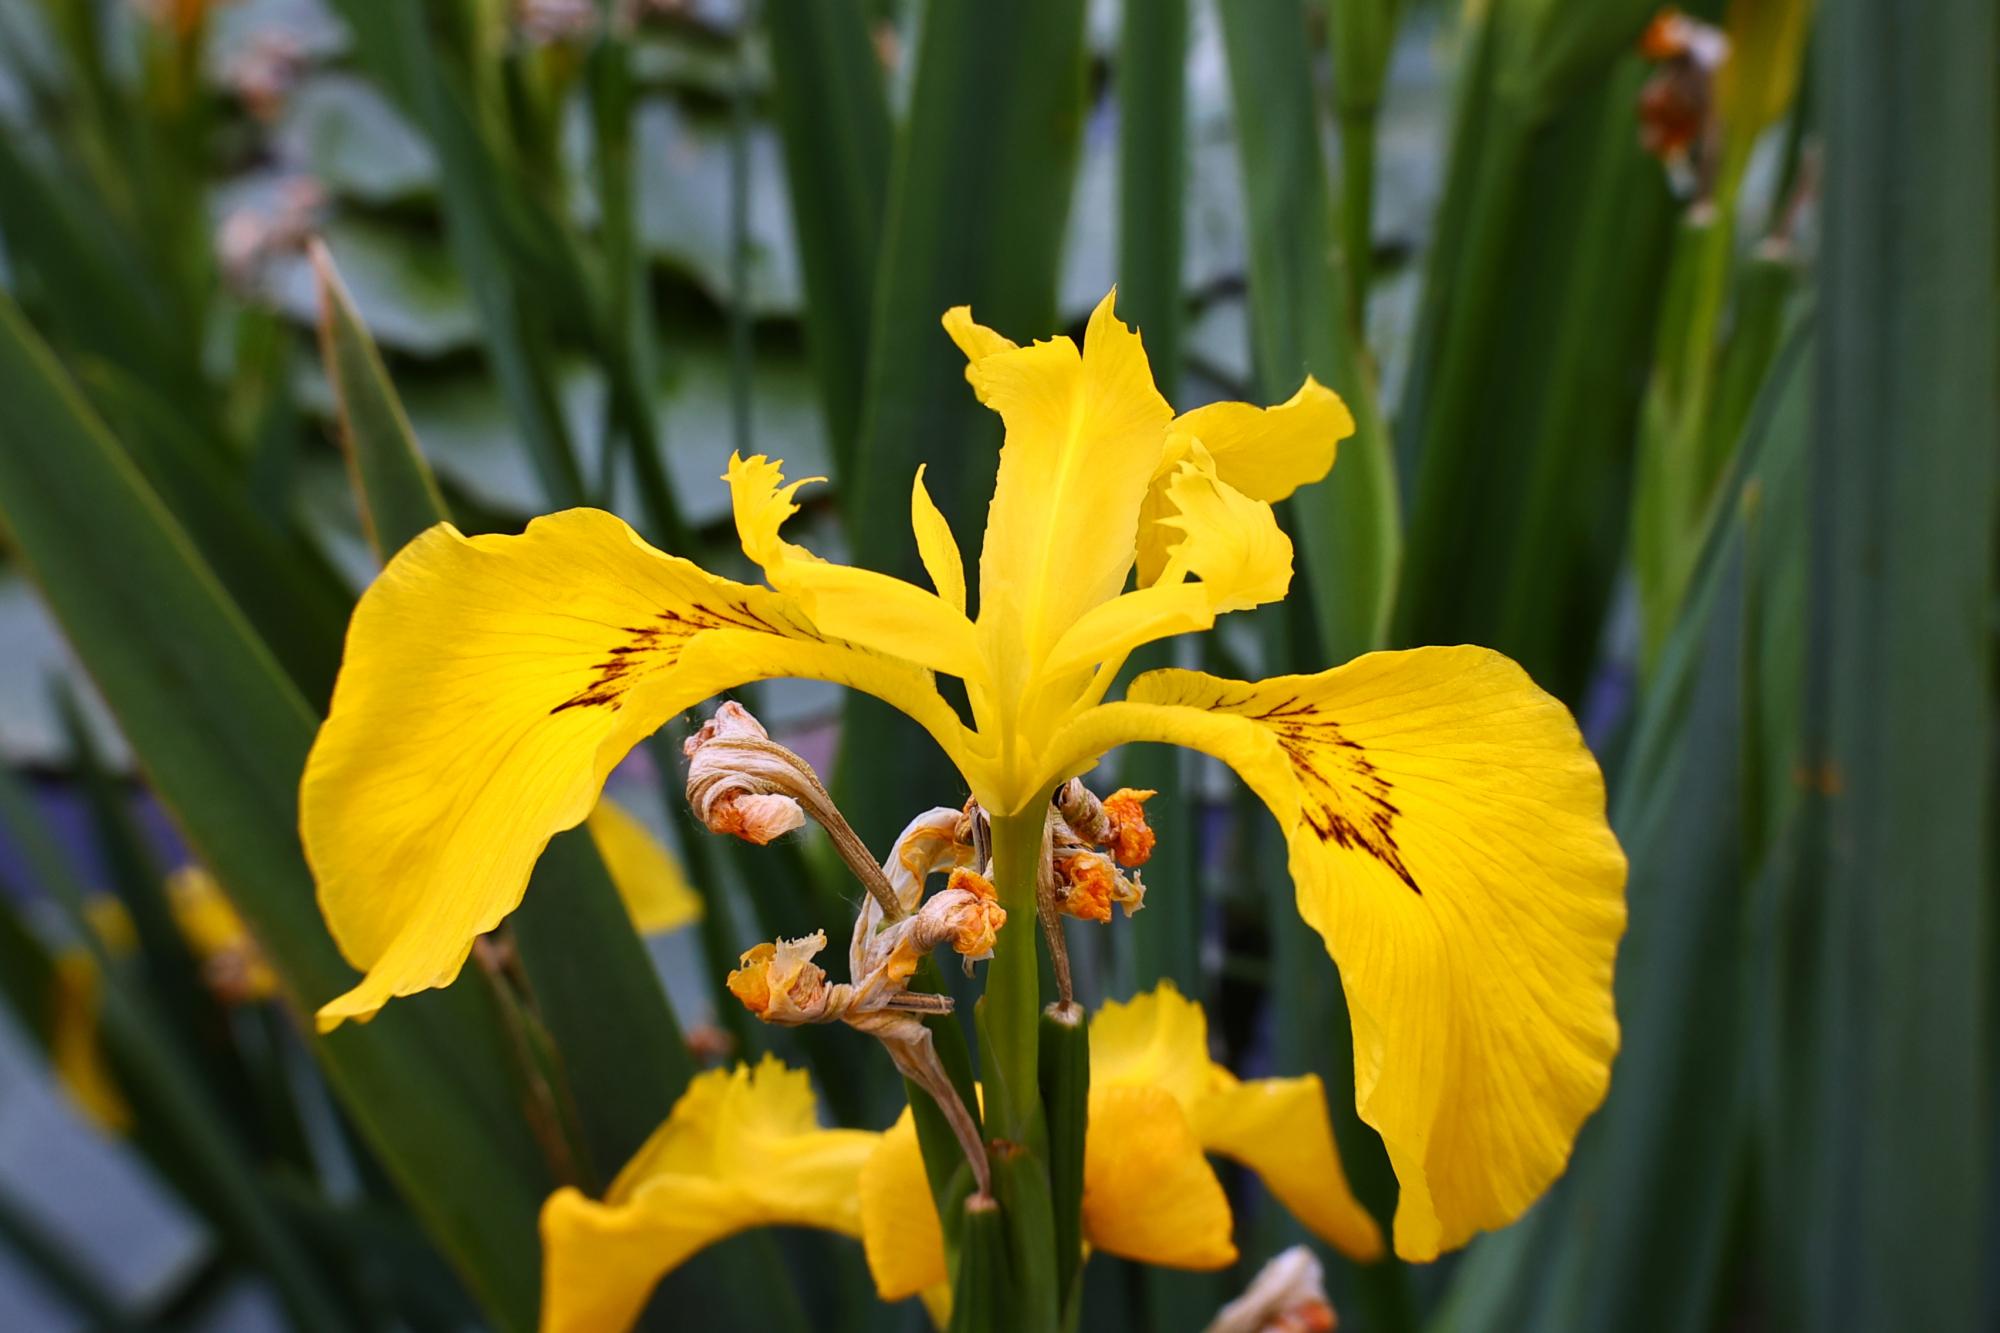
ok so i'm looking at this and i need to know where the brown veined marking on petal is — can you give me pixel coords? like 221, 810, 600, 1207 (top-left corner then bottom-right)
549, 596, 828, 715
1245, 694, 1420, 895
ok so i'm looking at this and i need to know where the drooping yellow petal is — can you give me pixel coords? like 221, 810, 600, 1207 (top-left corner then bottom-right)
586, 796, 703, 935
1168, 376, 1351, 503
1194, 1075, 1383, 1261
962, 291, 1174, 706
1045, 649, 1626, 1260
726, 455, 985, 683
49, 952, 131, 1134
541, 1058, 876, 1333
910, 466, 967, 615
1082, 1083, 1235, 1270
1093, 984, 1380, 1260
302, 509, 975, 1030
860, 1108, 948, 1303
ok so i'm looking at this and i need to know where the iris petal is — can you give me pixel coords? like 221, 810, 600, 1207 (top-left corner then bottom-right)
1043, 650, 1626, 1259
301, 510, 971, 1029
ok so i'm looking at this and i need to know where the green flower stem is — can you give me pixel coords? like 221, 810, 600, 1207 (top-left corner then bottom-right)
983, 806, 1050, 1142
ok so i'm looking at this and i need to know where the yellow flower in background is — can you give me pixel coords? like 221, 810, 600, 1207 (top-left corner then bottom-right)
586, 795, 704, 935
49, 949, 132, 1135
301, 290, 1625, 1258
858, 984, 1380, 1320
167, 865, 279, 1005
539, 1057, 876, 1333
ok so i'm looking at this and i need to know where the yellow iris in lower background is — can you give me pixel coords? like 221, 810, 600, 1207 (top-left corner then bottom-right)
861, 985, 1380, 1323
539, 986, 1380, 1332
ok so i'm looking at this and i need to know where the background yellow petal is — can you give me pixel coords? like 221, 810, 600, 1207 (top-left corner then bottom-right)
1089, 982, 1219, 1110
1082, 1083, 1236, 1269
860, 1109, 948, 1302
302, 510, 961, 1030
546, 1059, 877, 1333
1194, 1075, 1384, 1261
541, 1181, 756, 1333
1044, 649, 1626, 1260
969, 292, 1174, 677
1166, 376, 1352, 503
586, 796, 703, 935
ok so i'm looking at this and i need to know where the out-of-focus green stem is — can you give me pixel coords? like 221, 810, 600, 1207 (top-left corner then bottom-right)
982, 807, 1048, 1143
1118, 0, 1187, 405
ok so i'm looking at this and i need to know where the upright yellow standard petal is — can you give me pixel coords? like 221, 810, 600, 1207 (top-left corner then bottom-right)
541, 1057, 876, 1333
1046, 651, 1625, 1259
961, 292, 1173, 713
586, 796, 703, 935
302, 510, 973, 1030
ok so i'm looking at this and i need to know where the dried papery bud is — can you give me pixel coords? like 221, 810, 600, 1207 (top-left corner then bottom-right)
1056, 778, 1110, 843
725, 932, 831, 1022
685, 703, 903, 919
1203, 1245, 1337, 1333
709, 792, 807, 844
933, 870, 1004, 960
886, 807, 977, 914
1102, 787, 1158, 867
683, 1022, 735, 1064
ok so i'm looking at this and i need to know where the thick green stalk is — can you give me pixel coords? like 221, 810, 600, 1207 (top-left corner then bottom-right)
982, 808, 1049, 1142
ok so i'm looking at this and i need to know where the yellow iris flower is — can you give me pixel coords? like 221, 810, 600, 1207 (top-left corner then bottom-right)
299, 290, 1624, 1259
861, 984, 1382, 1320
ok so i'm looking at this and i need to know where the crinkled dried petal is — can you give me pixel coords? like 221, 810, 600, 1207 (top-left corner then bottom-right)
726, 933, 831, 1021
1102, 787, 1158, 867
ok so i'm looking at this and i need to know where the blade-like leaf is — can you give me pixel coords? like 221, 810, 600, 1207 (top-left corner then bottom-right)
765, 0, 892, 478
1783, 0, 1996, 1326
0, 290, 549, 1333
1217, 0, 1400, 667
311, 238, 451, 558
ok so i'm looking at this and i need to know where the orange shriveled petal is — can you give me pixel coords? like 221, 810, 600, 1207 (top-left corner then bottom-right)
1102, 787, 1157, 867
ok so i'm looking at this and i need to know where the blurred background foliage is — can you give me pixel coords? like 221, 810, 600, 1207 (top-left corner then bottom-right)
0, 0, 1988, 1330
